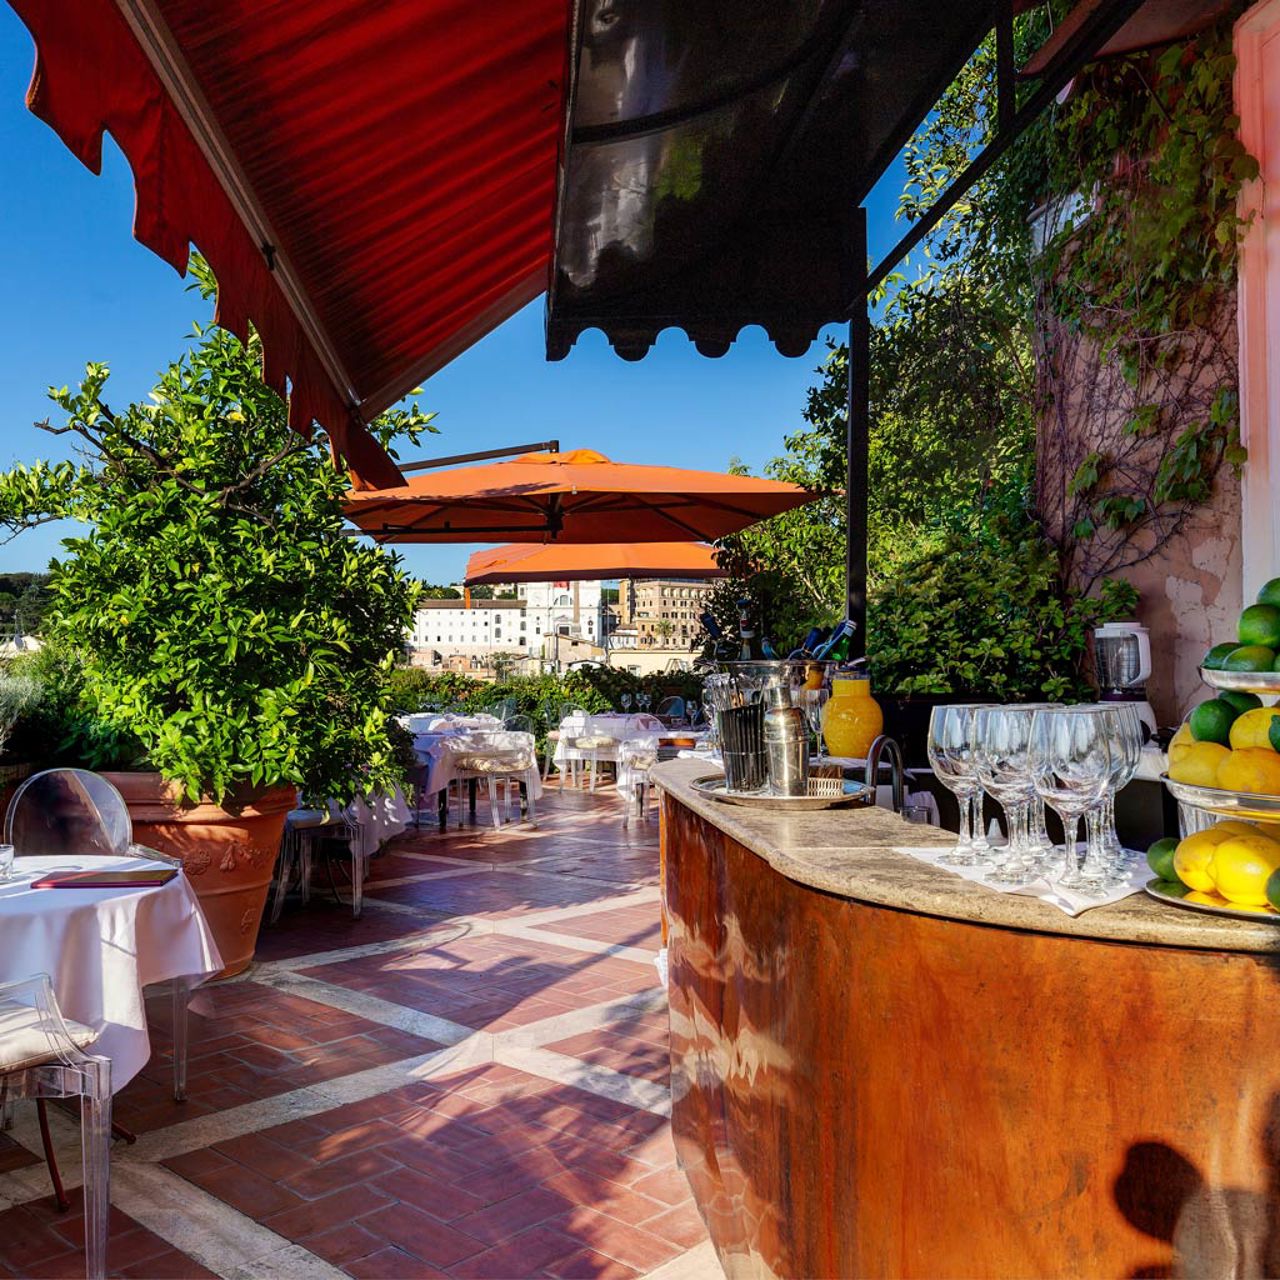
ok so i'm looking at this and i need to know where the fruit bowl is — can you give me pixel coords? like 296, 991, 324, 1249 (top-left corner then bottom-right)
1162, 774, 1280, 820
1144, 878, 1280, 922
1198, 667, 1280, 697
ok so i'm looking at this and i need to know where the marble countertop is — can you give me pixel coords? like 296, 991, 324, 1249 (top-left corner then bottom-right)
653, 758, 1280, 955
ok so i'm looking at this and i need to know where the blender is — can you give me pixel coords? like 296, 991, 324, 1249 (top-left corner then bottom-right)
1093, 622, 1156, 740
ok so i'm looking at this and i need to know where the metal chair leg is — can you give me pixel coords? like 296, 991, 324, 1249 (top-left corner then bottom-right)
171, 982, 189, 1102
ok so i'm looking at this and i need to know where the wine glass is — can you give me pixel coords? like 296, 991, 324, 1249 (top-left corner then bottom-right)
802, 688, 830, 762
974, 706, 1040, 884
926, 705, 992, 866
1029, 708, 1112, 891
1093, 703, 1142, 866
638, 692, 651, 713
620, 691, 632, 713
687, 700, 700, 726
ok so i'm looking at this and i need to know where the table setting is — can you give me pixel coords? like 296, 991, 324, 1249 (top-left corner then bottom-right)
0, 847, 221, 1089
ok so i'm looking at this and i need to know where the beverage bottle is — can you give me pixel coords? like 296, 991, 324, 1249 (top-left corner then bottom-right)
788, 627, 823, 660
816, 619, 857, 663
737, 598, 759, 660
761, 636, 779, 659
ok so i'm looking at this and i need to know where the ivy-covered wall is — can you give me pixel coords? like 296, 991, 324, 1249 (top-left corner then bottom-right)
1036, 292, 1243, 721
1025, 16, 1255, 723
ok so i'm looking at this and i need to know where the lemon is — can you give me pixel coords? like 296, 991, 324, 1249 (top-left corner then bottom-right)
1174, 826, 1237, 890
1215, 820, 1266, 837
1228, 707, 1280, 750
1168, 740, 1231, 787
1186, 889, 1232, 907
1209, 833, 1280, 905
1168, 722, 1195, 765
1218, 749, 1280, 795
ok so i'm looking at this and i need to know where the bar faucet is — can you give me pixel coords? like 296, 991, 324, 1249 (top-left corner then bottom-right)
865, 734, 905, 814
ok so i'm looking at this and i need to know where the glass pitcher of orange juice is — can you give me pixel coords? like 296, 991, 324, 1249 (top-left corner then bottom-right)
822, 672, 883, 759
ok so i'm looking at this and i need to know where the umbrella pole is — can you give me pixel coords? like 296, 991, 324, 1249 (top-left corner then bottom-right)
845, 206, 870, 658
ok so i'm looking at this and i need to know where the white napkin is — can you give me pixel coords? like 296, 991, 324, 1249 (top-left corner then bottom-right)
895, 842, 1147, 917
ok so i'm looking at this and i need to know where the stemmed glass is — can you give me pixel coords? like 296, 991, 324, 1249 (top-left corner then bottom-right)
1029, 708, 1113, 892
620, 692, 632, 713
803, 688, 830, 763
974, 706, 1041, 884
687, 700, 700, 727
638, 692, 652, 713
1094, 703, 1142, 867
926, 705, 991, 866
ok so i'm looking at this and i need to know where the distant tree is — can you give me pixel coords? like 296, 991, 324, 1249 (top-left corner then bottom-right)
654, 619, 676, 645
417, 583, 461, 600
469, 584, 495, 600
601, 587, 619, 605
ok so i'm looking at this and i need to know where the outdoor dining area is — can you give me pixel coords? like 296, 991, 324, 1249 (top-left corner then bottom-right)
5, 0, 1280, 1277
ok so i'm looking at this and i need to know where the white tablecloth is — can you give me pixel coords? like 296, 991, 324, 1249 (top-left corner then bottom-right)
0, 853, 222, 1089
553, 713, 674, 766
348, 787, 411, 858
414, 729, 542, 800
398, 713, 501, 735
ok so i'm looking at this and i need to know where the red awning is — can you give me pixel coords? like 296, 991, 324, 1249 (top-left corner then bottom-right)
9, 0, 566, 487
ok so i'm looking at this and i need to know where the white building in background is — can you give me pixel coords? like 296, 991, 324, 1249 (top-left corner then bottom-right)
405, 581, 615, 670
407, 599, 526, 667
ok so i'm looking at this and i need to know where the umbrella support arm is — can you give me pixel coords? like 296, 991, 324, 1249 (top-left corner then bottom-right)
400, 439, 560, 474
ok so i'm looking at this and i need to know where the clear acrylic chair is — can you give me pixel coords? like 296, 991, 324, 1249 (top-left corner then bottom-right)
0, 974, 111, 1279
619, 736, 659, 827
555, 708, 588, 790
450, 730, 538, 829
272, 800, 362, 921
6, 769, 193, 1104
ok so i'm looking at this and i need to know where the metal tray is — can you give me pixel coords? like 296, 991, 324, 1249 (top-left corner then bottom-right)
1144, 878, 1280, 922
691, 774, 872, 811
1161, 774, 1280, 820
1198, 667, 1280, 696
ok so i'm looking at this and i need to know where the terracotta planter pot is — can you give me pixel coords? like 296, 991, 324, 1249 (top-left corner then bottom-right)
103, 772, 294, 978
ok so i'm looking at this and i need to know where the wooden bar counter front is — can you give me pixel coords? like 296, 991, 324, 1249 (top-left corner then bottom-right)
653, 759, 1280, 1280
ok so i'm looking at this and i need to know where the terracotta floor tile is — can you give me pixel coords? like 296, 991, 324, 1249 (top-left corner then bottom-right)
344, 1245, 449, 1278
544, 1247, 641, 1279
641, 1202, 710, 1250
452, 1186, 577, 1245
361, 1203, 485, 1268
298, 1221, 387, 1267
449, 1225, 586, 1279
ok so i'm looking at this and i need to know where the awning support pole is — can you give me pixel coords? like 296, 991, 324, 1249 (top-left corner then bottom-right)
845, 207, 870, 655
400, 440, 560, 474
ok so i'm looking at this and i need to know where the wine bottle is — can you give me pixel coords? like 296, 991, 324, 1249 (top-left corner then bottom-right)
737, 598, 759, 660
822, 619, 858, 664
788, 626, 823, 660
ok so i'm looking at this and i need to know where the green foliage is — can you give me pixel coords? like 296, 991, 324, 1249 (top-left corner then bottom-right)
0, 262, 435, 805
868, 513, 1137, 701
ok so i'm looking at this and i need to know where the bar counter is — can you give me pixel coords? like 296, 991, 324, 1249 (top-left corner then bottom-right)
654, 758, 1280, 1279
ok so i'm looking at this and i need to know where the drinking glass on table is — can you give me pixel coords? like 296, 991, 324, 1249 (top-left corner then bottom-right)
0, 844, 12, 881
1029, 708, 1113, 893
687, 700, 700, 726
926, 705, 992, 866
1093, 703, 1142, 867
620, 692, 632, 713
974, 706, 1042, 884
638, 692, 652, 713
802, 688, 830, 762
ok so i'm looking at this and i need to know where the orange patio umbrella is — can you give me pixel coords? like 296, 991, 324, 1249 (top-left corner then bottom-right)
345, 449, 820, 544
465, 542, 726, 585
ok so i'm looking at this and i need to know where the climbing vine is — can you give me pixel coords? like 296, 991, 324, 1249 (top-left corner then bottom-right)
1030, 14, 1257, 592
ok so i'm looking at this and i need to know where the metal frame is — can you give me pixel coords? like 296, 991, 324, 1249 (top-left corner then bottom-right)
399, 439, 560, 474
841, 0, 1150, 647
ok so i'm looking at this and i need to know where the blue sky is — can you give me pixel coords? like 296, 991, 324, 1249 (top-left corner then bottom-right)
0, 6, 910, 585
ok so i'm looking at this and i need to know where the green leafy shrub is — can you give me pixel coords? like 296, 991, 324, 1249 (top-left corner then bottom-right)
0, 264, 434, 805
867, 511, 1136, 701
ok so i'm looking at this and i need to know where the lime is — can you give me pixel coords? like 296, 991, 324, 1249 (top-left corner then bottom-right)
1271, 717, 1280, 755
1259, 578, 1280, 608
1220, 690, 1264, 715
1225, 645, 1277, 672
1189, 698, 1238, 744
1146, 837, 1179, 881
1267, 866, 1280, 911
1203, 642, 1240, 670
1240, 604, 1280, 649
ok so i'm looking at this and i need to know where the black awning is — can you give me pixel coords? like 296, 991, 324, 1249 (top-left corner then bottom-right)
546, 0, 1000, 362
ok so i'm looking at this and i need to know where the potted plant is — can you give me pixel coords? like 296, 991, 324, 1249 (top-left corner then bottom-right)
0, 260, 433, 974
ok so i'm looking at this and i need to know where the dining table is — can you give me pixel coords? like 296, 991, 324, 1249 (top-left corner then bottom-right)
0, 851, 222, 1090
406, 716, 542, 828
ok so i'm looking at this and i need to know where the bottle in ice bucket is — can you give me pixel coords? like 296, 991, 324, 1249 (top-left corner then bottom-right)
822, 666, 883, 759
